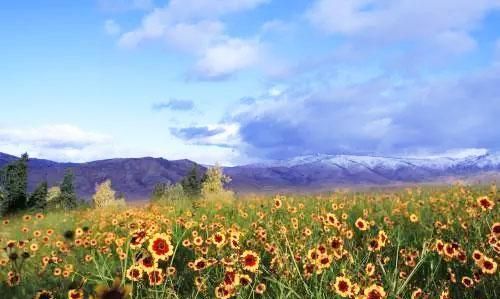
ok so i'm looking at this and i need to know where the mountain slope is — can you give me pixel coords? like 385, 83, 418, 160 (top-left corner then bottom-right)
1, 152, 499, 199
0, 153, 203, 200
225, 153, 500, 192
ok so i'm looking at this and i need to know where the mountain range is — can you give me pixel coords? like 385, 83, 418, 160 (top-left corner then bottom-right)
0, 151, 499, 199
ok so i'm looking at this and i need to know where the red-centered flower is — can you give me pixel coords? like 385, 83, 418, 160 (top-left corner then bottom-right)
148, 233, 173, 261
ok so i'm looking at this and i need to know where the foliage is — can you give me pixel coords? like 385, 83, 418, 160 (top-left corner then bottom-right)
181, 165, 204, 199
92, 179, 125, 208
27, 181, 48, 210
0, 185, 7, 216
0, 185, 498, 299
57, 170, 78, 210
0, 153, 28, 215
201, 164, 234, 202
151, 182, 185, 202
46, 186, 61, 203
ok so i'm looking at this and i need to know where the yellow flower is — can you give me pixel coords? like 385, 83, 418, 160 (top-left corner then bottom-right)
147, 233, 173, 261
363, 284, 386, 299
240, 250, 260, 273
94, 278, 132, 299
333, 276, 352, 297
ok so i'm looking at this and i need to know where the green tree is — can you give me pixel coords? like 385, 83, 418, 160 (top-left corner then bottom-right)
0, 185, 8, 216
0, 153, 28, 214
58, 170, 78, 210
181, 165, 203, 199
27, 181, 48, 210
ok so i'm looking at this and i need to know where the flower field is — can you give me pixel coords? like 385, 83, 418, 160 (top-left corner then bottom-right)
0, 185, 498, 299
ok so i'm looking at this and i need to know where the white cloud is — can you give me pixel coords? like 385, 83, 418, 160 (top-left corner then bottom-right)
307, 0, 500, 37
306, 0, 500, 54
0, 124, 117, 162
104, 19, 122, 36
194, 38, 262, 79
0, 124, 110, 149
117, 0, 268, 78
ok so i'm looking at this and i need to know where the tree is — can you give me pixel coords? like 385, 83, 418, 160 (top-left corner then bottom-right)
46, 186, 61, 202
92, 179, 124, 208
0, 185, 8, 216
27, 181, 48, 210
151, 182, 185, 202
58, 170, 77, 210
0, 153, 28, 214
200, 164, 231, 195
181, 166, 203, 199
201, 164, 233, 201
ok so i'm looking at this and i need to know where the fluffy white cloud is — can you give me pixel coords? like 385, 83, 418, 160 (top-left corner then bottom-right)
306, 0, 500, 56
0, 124, 116, 162
193, 39, 262, 79
307, 0, 500, 37
118, 0, 268, 79
0, 124, 110, 149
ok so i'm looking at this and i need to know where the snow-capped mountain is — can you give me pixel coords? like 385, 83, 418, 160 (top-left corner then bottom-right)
245, 152, 500, 170
224, 152, 500, 192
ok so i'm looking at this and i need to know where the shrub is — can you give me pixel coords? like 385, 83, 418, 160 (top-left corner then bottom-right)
201, 164, 234, 201
92, 179, 125, 208
151, 182, 185, 202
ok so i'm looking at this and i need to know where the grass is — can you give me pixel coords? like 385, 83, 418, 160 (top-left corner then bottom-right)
0, 184, 498, 299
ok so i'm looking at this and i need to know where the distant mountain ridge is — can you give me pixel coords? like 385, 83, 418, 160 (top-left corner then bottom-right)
0, 152, 499, 199
0, 153, 202, 200
224, 152, 500, 192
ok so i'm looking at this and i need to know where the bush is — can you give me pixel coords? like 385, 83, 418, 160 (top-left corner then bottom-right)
92, 180, 126, 208
151, 182, 185, 202
200, 164, 234, 203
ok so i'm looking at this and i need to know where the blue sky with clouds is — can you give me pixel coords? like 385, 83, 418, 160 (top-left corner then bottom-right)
0, 0, 499, 165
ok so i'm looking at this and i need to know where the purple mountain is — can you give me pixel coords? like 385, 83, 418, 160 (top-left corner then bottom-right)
1, 152, 499, 199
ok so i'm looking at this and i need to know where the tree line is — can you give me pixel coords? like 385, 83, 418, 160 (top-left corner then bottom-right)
0, 154, 78, 216
0, 154, 233, 215
151, 164, 233, 203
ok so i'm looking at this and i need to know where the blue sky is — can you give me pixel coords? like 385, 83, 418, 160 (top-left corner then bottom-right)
0, 0, 499, 165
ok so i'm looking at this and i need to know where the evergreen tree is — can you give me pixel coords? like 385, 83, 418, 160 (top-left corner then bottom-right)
0, 184, 7, 216
181, 166, 203, 199
27, 181, 48, 210
0, 153, 28, 214
59, 170, 77, 210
